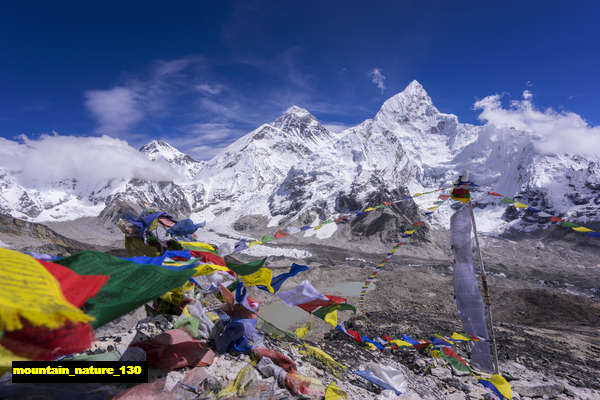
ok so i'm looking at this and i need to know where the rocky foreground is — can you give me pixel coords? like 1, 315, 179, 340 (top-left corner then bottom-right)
1, 215, 599, 399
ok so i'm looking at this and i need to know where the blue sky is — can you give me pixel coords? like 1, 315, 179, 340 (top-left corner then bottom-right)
1, 1, 598, 159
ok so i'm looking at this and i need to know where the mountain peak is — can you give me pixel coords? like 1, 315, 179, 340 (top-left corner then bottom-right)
283, 105, 311, 117
270, 105, 333, 143
375, 80, 439, 123
139, 140, 188, 162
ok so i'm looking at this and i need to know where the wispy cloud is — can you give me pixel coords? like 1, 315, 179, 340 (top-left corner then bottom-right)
196, 83, 226, 96
84, 56, 203, 135
368, 67, 386, 93
474, 91, 600, 157
84, 87, 144, 134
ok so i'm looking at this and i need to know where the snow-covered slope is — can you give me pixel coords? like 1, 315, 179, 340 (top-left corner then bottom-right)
1, 80, 598, 236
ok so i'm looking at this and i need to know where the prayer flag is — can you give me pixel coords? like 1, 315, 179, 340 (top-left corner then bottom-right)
586, 232, 600, 238
0, 249, 93, 332
488, 192, 503, 197
560, 222, 578, 228
239, 268, 274, 293
549, 216, 563, 223
298, 295, 346, 313
513, 201, 528, 208
259, 263, 309, 293
572, 226, 593, 232
438, 194, 450, 200
300, 225, 312, 231
325, 381, 347, 400
274, 229, 289, 239
501, 197, 514, 204
477, 374, 513, 400
226, 258, 267, 276
364, 207, 376, 212
296, 316, 312, 339
235, 283, 260, 312
278, 280, 327, 307
57, 251, 195, 328
177, 241, 216, 252
450, 332, 471, 342
261, 235, 275, 243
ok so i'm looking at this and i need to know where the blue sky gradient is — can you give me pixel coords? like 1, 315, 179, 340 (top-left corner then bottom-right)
1, 1, 598, 158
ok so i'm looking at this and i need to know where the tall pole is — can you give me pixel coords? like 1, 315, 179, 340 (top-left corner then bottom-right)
467, 200, 500, 374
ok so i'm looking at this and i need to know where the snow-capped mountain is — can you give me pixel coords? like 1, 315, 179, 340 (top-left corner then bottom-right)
1, 80, 598, 238
139, 140, 205, 180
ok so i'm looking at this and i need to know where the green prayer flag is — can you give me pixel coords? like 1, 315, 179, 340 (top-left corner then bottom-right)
374, 205, 385, 209
56, 251, 195, 328
312, 303, 356, 320
261, 235, 275, 243
560, 222, 578, 228
501, 197, 514, 204
440, 349, 471, 372
226, 257, 267, 276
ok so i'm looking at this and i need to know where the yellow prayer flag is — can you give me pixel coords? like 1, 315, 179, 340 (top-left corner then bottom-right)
364, 207, 376, 212
404, 229, 416, 235
478, 374, 513, 400
248, 240, 263, 247
324, 309, 338, 327
177, 241, 215, 251
364, 342, 376, 350
325, 381, 347, 400
240, 267, 274, 293
427, 206, 439, 211
390, 249, 398, 253
572, 226, 593, 232
413, 193, 424, 197
216, 363, 255, 398
313, 225, 322, 230
0, 248, 93, 331
193, 263, 231, 276
390, 339, 414, 347
301, 344, 346, 377
513, 201, 528, 209
451, 332, 471, 341
296, 316, 312, 339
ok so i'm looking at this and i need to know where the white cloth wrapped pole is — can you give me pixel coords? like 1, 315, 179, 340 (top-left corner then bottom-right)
451, 205, 494, 373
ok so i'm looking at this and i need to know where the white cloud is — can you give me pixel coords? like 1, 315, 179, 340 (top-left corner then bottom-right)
0, 134, 179, 188
368, 67, 386, 93
84, 87, 143, 134
474, 91, 600, 157
196, 83, 225, 96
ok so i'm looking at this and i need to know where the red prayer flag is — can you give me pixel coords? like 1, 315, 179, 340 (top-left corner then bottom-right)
190, 250, 226, 266
346, 328, 363, 343
487, 191, 503, 197
1, 321, 94, 360
39, 260, 109, 308
412, 221, 424, 226
274, 229, 289, 239
383, 202, 392, 206
438, 195, 450, 200
549, 216, 564, 223
297, 295, 346, 313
